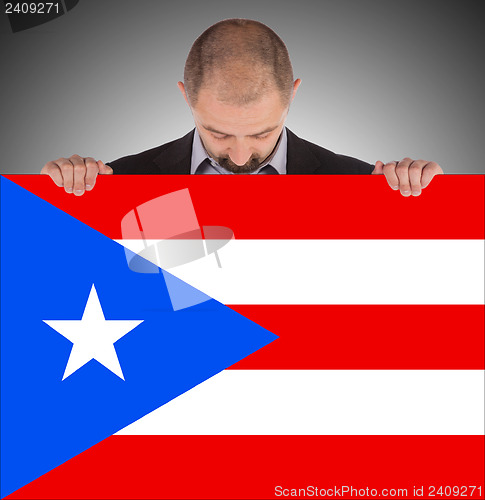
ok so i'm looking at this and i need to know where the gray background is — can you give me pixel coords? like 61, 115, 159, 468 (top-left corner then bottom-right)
1, 0, 484, 173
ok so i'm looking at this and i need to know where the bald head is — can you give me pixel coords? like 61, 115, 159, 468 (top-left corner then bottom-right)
183, 19, 294, 107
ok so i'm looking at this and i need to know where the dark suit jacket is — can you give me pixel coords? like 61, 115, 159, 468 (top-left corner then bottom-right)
107, 128, 374, 175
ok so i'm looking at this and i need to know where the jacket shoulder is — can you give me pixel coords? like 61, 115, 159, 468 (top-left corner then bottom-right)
287, 130, 374, 175
304, 140, 374, 175
106, 132, 193, 174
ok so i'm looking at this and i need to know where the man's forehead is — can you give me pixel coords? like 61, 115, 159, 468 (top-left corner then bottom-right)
192, 88, 288, 136
201, 123, 280, 137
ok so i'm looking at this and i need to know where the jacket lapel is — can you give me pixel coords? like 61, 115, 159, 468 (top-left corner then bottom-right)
153, 130, 194, 174
286, 128, 321, 174
151, 128, 321, 175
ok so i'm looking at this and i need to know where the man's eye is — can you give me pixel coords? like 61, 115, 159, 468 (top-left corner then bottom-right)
254, 134, 269, 140
212, 134, 229, 140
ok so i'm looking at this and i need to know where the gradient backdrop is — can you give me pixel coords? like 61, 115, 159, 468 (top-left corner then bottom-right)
1, 0, 484, 173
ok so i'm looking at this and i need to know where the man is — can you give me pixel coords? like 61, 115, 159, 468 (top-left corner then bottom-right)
41, 18, 443, 196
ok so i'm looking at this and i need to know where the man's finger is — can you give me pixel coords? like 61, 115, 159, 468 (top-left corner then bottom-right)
382, 161, 400, 190
70, 154, 87, 196
372, 160, 384, 175
408, 160, 427, 196
56, 157, 75, 194
84, 157, 99, 190
41, 161, 64, 187
421, 161, 444, 188
395, 157, 413, 196
98, 160, 113, 175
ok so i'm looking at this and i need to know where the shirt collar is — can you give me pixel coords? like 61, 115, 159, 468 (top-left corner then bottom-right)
190, 127, 287, 175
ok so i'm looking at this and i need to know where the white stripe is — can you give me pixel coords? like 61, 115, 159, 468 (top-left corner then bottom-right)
115, 239, 485, 304
117, 370, 484, 436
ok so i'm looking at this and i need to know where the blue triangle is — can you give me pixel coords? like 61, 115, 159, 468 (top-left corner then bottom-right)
0, 177, 277, 498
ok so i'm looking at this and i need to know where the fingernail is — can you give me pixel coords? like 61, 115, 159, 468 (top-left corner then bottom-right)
85, 184, 92, 190
412, 191, 421, 196
402, 190, 411, 195
74, 189, 84, 195
65, 187, 73, 193
392, 185, 399, 190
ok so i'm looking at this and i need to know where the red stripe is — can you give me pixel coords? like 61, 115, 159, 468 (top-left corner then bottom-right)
227, 305, 485, 369
5, 175, 484, 239
8, 435, 484, 499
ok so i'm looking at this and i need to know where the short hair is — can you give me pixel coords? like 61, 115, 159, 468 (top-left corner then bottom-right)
183, 19, 294, 107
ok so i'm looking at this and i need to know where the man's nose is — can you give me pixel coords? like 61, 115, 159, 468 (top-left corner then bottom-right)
228, 142, 252, 166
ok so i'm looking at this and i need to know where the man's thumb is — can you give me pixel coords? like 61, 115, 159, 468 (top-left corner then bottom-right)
372, 160, 384, 175
97, 160, 113, 175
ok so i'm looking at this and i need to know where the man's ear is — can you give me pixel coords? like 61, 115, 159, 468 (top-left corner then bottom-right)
177, 81, 190, 105
291, 79, 302, 102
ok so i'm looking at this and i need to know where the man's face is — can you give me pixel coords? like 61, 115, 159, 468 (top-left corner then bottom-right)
182, 85, 293, 173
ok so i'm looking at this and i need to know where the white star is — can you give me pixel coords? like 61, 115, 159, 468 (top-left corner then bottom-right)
43, 284, 143, 381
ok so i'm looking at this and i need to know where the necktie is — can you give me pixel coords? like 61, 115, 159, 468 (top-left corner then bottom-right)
257, 165, 278, 175
196, 159, 278, 174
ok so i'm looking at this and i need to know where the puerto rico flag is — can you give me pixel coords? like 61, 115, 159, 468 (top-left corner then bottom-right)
1, 174, 484, 499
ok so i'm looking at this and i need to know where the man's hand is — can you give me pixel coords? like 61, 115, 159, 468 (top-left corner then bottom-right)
372, 158, 443, 196
40, 155, 113, 196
